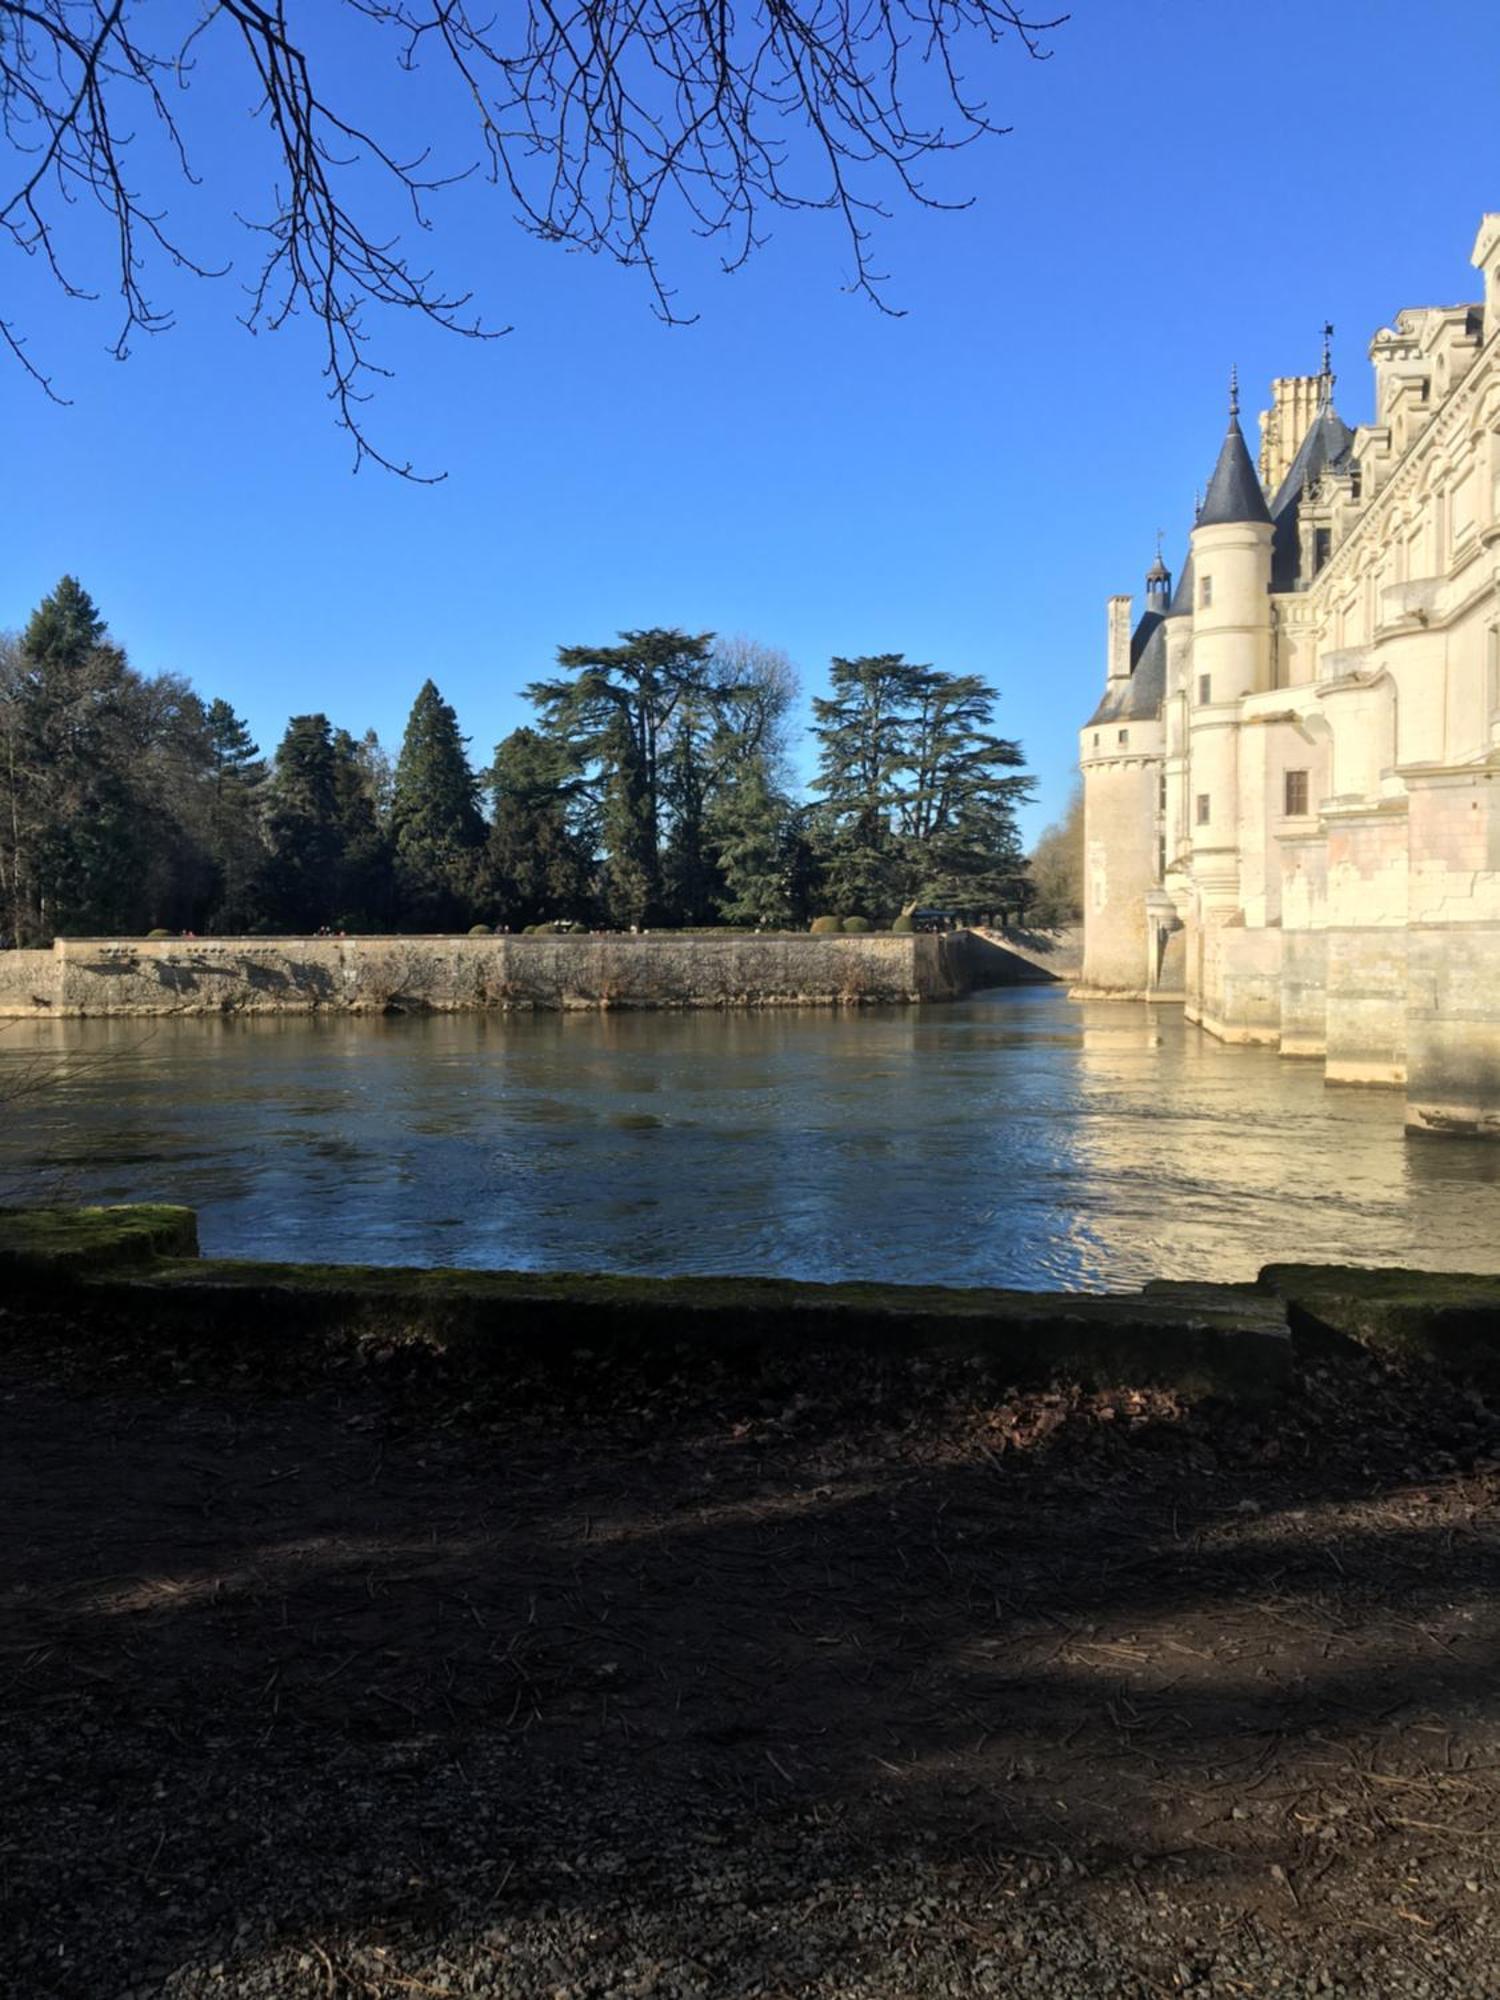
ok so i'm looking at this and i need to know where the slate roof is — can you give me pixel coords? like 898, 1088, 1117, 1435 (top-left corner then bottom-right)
1087, 615, 1167, 727
1268, 404, 1358, 591
1198, 415, 1273, 527
1168, 550, 1195, 617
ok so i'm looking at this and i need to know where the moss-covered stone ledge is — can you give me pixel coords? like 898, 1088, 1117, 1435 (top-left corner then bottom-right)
0, 1203, 199, 1276
0, 1203, 1294, 1401
1259, 1263, 1500, 1379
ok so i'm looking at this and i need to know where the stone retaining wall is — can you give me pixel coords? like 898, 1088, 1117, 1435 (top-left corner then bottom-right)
0, 932, 971, 1017
0, 949, 55, 1014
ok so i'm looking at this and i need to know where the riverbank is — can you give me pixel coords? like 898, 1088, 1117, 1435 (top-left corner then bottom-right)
5, 1235, 1500, 1998
0, 931, 978, 1017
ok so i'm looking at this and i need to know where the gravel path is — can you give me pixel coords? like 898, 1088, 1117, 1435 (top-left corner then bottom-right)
5, 1307, 1500, 1998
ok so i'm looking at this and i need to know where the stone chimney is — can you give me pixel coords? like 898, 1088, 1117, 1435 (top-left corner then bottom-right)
1258, 376, 1321, 495
1107, 594, 1132, 684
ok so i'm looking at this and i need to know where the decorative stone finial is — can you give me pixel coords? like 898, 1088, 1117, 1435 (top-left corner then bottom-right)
1229, 365, 1240, 421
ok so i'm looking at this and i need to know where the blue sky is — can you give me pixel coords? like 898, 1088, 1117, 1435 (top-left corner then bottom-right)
4, 0, 1500, 842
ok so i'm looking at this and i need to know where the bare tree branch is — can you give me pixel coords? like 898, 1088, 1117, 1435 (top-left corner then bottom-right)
0, 0, 1064, 474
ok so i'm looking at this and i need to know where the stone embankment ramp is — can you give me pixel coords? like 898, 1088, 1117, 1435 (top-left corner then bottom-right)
966, 925, 1083, 986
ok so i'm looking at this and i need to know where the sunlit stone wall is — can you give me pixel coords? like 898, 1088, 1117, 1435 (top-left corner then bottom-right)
0, 933, 972, 1018
0, 950, 55, 1014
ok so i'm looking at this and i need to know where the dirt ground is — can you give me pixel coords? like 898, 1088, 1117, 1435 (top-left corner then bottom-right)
5, 1304, 1500, 1999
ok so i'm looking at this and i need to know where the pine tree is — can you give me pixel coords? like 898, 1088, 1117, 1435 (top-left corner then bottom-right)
206, 699, 261, 785
390, 680, 485, 929
200, 698, 267, 930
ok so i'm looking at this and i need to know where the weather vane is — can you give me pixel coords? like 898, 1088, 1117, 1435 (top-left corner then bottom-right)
1320, 322, 1336, 405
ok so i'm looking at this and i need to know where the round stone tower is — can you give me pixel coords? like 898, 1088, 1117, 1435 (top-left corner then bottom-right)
1185, 372, 1274, 916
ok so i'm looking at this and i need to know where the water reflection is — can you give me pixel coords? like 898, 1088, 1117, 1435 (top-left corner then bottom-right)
2, 990, 1498, 1291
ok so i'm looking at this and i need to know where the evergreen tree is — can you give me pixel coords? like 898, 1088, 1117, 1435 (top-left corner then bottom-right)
808, 654, 917, 917
527, 630, 720, 928
897, 670, 1031, 913
202, 698, 267, 931
485, 727, 595, 927
390, 680, 485, 928
810, 654, 1030, 918
709, 763, 801, 927
331, 727, 393, 928
261, 714, 343, 929
0, 578, 154, 940
206, 699, 262, 786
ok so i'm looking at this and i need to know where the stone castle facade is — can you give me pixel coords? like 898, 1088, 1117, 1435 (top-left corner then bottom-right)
1079, 211, 1500, 1136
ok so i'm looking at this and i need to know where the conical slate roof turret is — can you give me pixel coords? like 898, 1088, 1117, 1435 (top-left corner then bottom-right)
1197, 369, 1272, 528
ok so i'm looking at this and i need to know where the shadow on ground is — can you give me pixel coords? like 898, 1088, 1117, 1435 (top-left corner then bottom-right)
4, 1319, 1500, 1998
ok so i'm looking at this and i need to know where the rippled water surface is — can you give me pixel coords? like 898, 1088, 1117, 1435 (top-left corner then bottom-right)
4, 989, 1500, 1289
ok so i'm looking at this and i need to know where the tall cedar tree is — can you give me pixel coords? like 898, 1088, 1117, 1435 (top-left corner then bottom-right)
809, 654, 918, 917
389, 680, 485, 928
527, 630, 721, 928
811, 655, 1031, 917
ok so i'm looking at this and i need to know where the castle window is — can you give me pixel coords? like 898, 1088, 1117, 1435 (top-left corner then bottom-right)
1196, 793, 1211, 826
1314, 528, 1332, 574
1093, 731, 1100, 748
1158, 772, 1167, 810
1487, 629, 1500, 715
1199, 575, 1214, 609
1284, 769, 1310, 816
1117, 728, 1129, 745
1198, 674, 1211, 705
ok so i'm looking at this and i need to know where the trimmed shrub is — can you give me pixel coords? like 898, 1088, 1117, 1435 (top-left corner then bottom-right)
890, 913, 915, 934
809, 915, 842, 935
522, 924, 539, 935
468, 923, 493, 936
146, 928, 172, 939
841, 915, 871, 934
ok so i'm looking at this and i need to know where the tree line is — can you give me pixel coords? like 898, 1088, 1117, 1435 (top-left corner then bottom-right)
0, 578, 1041, 945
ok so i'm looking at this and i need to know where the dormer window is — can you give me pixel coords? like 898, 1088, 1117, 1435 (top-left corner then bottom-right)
1314, 528, 1332, 574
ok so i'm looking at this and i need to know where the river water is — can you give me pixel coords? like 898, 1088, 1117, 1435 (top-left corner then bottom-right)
3, 988, 1498, 1291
